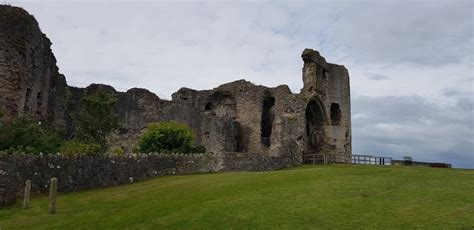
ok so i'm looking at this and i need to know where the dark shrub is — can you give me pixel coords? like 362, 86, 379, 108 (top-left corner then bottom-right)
137, 120, 205, 154
0, 117, 63, 154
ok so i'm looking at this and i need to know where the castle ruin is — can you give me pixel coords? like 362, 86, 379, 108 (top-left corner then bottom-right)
0, 5, 351, 165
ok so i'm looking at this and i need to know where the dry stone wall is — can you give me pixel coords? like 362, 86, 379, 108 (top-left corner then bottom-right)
221, 151, 300, 172
0, 153, 219, 206
0, 153, 300, 206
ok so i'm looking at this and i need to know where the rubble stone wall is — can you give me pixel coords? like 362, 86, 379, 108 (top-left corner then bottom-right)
0, 153, 299, 206
0, 6, 66, 127
300, 49, 352, 157
0, 153, 219, 206
221, 151, 300, 172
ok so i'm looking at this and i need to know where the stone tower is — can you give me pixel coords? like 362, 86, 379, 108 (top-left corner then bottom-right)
300, 48, 351, 156
0, 5, 66, 126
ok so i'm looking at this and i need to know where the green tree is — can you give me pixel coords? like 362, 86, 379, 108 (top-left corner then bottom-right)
137, 120, 205, 154
74, 90, 119, 151
0, 117, 64, 154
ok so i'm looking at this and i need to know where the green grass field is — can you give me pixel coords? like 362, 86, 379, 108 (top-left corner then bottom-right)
0, 165, 473, 229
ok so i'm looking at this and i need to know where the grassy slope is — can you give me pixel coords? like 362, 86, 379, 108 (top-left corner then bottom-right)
0, 165, 473, 229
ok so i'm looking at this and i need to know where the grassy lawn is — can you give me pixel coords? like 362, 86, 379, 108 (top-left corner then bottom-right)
0, 165, 473, 229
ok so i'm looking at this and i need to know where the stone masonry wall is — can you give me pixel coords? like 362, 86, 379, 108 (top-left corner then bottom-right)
0, 153, 300, 207
300, 49, 352, 157
221, 151, 300, 172
0, 6, 67, 127
0, 153, 220, 206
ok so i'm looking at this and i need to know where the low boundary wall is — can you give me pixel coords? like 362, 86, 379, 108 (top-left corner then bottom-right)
0, 153, 219, 206
0, 152, 299, 207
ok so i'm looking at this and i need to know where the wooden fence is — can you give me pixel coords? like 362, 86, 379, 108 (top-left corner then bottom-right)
303, 154, 392, 166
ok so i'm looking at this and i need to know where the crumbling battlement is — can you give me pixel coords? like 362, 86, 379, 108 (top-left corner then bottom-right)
0, 5, 351, 162
0, 5, 66, 127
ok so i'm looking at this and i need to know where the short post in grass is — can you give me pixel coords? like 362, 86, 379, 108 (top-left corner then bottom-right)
23, 180, 31, 209
48, 177, 57, 214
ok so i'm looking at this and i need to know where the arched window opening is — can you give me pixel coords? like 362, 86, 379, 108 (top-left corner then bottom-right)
305, 99, 325, 152
305, 100, 324, 127
260, 95, 275, 147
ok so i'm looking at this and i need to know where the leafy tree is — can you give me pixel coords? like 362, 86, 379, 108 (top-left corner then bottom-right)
137, 120, 205, 154
74, 90, 119, 151
0, 117, 64, 154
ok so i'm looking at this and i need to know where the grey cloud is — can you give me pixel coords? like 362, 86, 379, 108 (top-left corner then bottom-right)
364, 72, 390, 81
352, 95, 474, 168
353, 95, 437, 123
317, 0, 473, 66
443, 88, 465, 97
442, 88, 474, 99
456, 98, 474, 111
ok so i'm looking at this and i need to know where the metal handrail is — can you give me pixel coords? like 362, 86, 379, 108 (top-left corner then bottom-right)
303, 154, 392, 165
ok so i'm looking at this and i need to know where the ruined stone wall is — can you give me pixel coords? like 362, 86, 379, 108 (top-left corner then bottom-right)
0, 6, 66, 127
170, 80, 307, 160
100, 77, 312, 161
0, 5, 351, 166
299, 49, 352, 156
326, 63, 352, 154
59, 84, 241, 154
61, 51, 352, 161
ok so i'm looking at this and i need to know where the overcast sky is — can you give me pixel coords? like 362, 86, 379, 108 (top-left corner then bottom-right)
5, 0, 473, 168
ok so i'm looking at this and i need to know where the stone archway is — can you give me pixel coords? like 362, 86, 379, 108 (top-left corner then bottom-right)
304, 99, 326, 155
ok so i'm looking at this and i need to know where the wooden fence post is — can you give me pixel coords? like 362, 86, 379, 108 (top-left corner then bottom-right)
48, 178, 57, 214
23, 180, 31, 209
